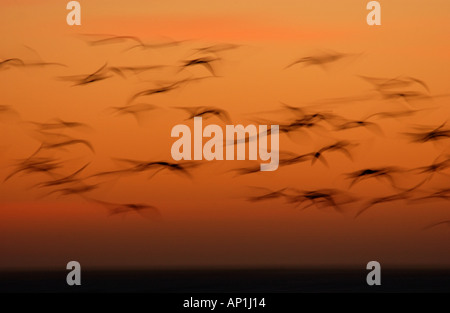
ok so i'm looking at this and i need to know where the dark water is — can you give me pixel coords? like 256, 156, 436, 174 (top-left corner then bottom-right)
1, 268, 449, 293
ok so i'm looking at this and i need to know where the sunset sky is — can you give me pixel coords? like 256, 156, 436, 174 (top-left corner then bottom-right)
1, 1, 449, 270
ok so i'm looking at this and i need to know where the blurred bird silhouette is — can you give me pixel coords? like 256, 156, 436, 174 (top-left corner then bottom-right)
193, 43, 240, 55
128, 76, 215, 104
378, 90, 432, 104
280, 141, 357, 167
332, 117, 383, 135
404, 122, 450, 143
81, 34, 143, 46
58, 63, 113, 86
4, 157, 62, 182
108, 65, 168, 78
26, 118, 90, 131
285, 50, 356, 70
411, 155, 450, 181
355, 181, 425, 218
24, 130, 95, 159
36, 138, 95, 154
231, 163, 266, 176
359, 75, 430, 93
423, 220, 450, 230
346, 167, 405, 188
247, 187, 287, 202
109, 103, 159, 125
124, 38, 188, 52
366, 108, 424, 120
91, 158, 201, 180
36, 163, 90, 188
356, 191, 411, 218
60, 63, 169, 86
0, 58, 65, 70
45, 182, 100, 197
285, 188, 352, 212
180, 57, 220, 75
88, 199, 161, 218
174, 106, 231, 123
413, 188, 450, 202
0, 105, 21, 121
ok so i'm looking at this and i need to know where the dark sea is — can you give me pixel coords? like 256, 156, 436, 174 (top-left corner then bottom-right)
0, 268, 449, 293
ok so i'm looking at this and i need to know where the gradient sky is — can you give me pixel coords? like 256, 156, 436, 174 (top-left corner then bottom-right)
0, 1, 449, 270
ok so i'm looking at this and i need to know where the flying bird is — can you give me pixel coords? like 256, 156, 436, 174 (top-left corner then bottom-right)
37, 139, 95, 153
26, 119, 90, 131
280, 141, 357, 167
231, 163, 266, 176
366, 109, 425, 120
346, 167, 405, 188
128, 76, 215, 104
423, 220, 450, 230
333, 118, 383, 135
356, 192, 411, 218
4, 157, 62, 182
404, 122, 450, 143
0, 105, 21, 121
193, 43, 240, 55
109, 103, 159, 124
81, 34, 143, 46
411, 155, 450, 181
174, 106, 231, 123
91, 159, 201, 180
247, 187, 288, 202
0, 58, 65, 70
124, 38, 188, 52
0, 58, 25, 69
58, 63, 114, 86
413, 188, 450, 202
285, 50, 356, 70
285, 188, 351, 212
378, 90, 432, 104
88, 199, 161, 218
359, 75, 430, 93
355, 181, 424, 218
36, 163, 91, 188
180, 57, 220, 75
45, 183, 100, 197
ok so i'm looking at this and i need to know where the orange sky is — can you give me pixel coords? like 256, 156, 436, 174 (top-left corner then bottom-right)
0, 1, 450, 270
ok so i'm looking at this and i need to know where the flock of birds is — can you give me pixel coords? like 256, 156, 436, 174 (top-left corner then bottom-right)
1, 34, 450, 230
